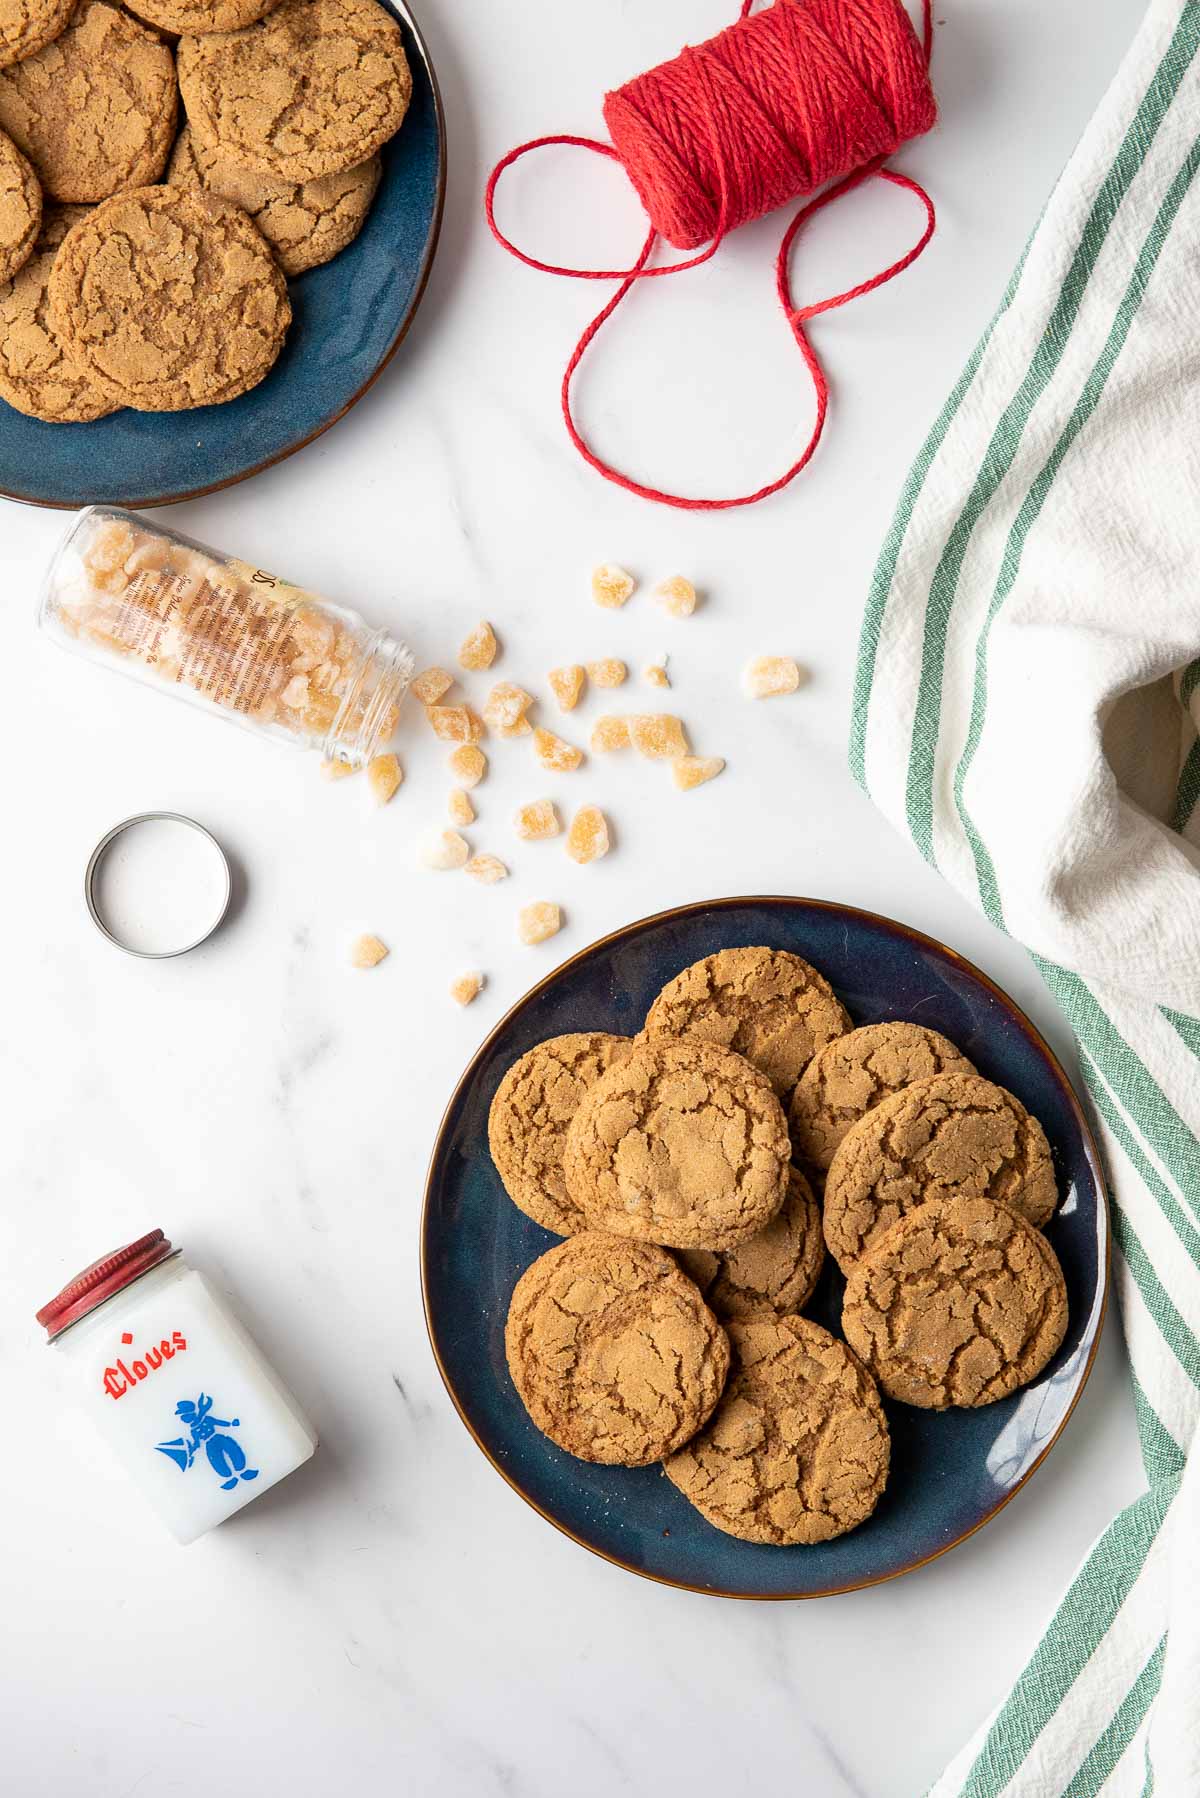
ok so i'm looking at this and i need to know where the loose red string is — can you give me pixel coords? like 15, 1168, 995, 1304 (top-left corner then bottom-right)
484, 0, 936, 511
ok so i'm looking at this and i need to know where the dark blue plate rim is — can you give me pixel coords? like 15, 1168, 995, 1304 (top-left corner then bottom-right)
421, 895, 1111, 1601
1, 0, 446, 512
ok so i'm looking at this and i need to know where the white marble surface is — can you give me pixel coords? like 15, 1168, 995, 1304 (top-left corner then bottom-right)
1, 2, 1151, 1793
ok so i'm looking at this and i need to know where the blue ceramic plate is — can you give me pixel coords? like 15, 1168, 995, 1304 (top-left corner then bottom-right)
0, 0, 444, 510
422, 898, 1109, 1599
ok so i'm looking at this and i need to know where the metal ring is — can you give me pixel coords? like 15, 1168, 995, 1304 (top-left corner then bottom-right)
84, 813, 232, 960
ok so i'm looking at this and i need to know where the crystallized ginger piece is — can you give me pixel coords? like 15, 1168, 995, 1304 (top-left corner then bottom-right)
591, 715, 629, 753
548, 664, 586, 712
280, 674, 310, 709
653, 575, 697, 618
586, 658, 627, 689
426, 705, 485, 744
458, 621, 498, 672
628, 714, 689, 759
450, 971, 484, 1006
643, 662, 670, 689
465, 853, 508, 884
533, 726, 584, 772
419, 829, 471, 870
449, 744, 487, 788
321, 758, 357, 781
673, 755, 725, 791
743, 656, 802, 699
566, 805, 610, 865
412, 666, 455, 706
518, 901, 562, 946
483, 681, 535, 739
514, 800, 560, 840
351, 934, 389, 969
591, 564, 635, 609
367, 753, 403, 804
448, 787, 475, 826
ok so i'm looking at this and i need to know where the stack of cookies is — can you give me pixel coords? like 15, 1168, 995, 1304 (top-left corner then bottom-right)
0, 0, 411, 422
489, 945, 1070, 1548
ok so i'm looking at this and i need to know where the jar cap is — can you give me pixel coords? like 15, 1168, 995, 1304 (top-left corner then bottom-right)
37, 1230, 175, 1340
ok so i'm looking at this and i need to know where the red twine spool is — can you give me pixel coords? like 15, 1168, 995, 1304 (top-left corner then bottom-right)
486, 0, 938, 511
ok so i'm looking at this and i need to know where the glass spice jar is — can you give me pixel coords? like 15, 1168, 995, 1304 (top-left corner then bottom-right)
38, 506, 414, 770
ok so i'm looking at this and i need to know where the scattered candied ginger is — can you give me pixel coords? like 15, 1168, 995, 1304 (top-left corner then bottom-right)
514, 800, 560, 840
673, 755, 725, 791
643, 662, 669, 689
419, 829, 470, 870
548, 665, 586, 712
743, 656, 802, 699
321, 757, 357, 781
586, 658, 626, 689
350, 934, 389, 969
590, 715, 629, 753
628, 714, 689, 759
367, 753, 403, 805
533, 726, 584, 772
448, 788, 475, 826
566, 806, 610, 865
426, 704, 484, 744
450, 971, 484, 1006
591, 564, 635, 609
465, 853, 508, 884
653, 575, 697, 618
448, 744, 487, 788
412, 666, 454, 706
458, 621, 498, 672
518, 901, 562, 946
483, 682, 535, 739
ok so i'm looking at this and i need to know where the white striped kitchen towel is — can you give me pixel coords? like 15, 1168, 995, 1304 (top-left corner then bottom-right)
853, 2, 1200, 1791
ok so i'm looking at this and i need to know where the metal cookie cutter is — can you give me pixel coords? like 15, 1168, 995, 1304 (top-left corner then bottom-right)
84, 812, 233, 959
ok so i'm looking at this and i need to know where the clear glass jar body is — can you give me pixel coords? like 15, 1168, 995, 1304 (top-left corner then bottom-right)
51, 1253, 318, 1545
39, 506, 414, 769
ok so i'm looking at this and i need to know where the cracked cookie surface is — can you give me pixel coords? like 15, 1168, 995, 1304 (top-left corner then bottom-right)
677, 1166, 824, 1320
0, 124, 38, 281
129, 0, 279, 38
643, 946, 850, 1098
564, 1037, 791, 1252
0, 202, 114, 419
48, 185, 290, 411
168, 123, 380, 278
823, 1071, 1058, 1272
488, 1032, 634, 1237
790, 1022, 976, 1170
0, 1, 175, 202
0, 0, 76, 72
664, 1313, 889, 1544
505, 1232, 730, 1465
177, 0, 412, 183
842, 1194, 1068, 1409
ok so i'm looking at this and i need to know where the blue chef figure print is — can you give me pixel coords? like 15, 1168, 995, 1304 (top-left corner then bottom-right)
155, 1394, 259, 1491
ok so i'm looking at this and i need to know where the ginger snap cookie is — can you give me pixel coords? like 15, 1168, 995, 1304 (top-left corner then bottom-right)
0, 0, 75, 72
488, 1032, 633, 1237
48, 186, 291, 411
177, 0, 412, 184
0, 1, 176, 203
505, 1233, 730, 1466
790, 1022, 976, 1171
643, 946, 850, 1098
0, 203, 114, 420
664, 1313, 889, 1545
563, 1036, 791, 1253
168, 124, 381, 278
822, 1071, 1058, 1273
128, 0, 279, 38
842, 1194, 1068, 1409
677, 1166, 824, 1320
0, 124, 38, 282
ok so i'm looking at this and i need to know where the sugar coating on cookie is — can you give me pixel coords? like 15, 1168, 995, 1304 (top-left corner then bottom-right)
0, 0, 76, 72
842, 1194, 1068, 1409
790, 1022, 976, 1170
178, 0, 413, 184
822, 1071, 1058, 1273
167, 124, 381, 279
643, 946, 850, 1099
48, 186, 291, 412
505, 1233, 731, 1466
0, 203, 115, 421
129, 0, 279, 37
676, 1166, 824, 1320
664, 1314, 889, 1545
488, 1032, 634, 1237
0, 124, 38, 283
563, 1037, 791, 1253
0, 1, 176, 203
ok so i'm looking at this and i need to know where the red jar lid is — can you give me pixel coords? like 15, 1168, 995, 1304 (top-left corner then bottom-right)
37, 1230, 175, 1340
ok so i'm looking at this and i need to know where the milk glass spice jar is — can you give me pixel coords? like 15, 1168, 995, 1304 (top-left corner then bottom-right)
39, 507, 414, 769
38, 1231, 318, 1544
